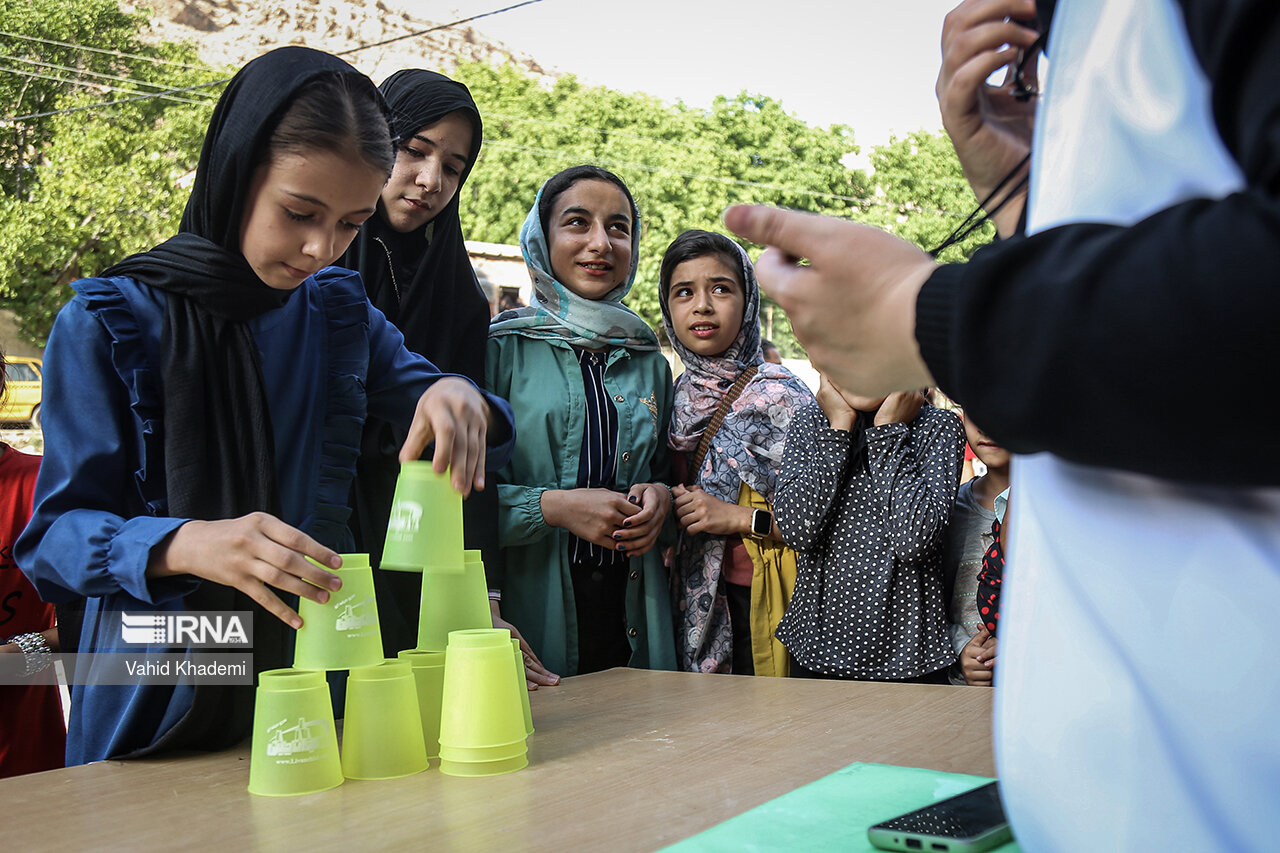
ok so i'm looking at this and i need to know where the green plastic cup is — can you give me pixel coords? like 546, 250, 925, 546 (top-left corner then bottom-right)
416, 550, 492, 651
511, 638, 534, 736
340, 659, 429, 780
398, 649, 446, 759
248, 668, 343, 796
293, 554, 384, 671
381, 460, 464, 572
438, 629, 528, 777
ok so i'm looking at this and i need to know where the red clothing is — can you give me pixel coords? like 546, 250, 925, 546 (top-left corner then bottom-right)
722, 537, 754, 587
0, 445, 64, 777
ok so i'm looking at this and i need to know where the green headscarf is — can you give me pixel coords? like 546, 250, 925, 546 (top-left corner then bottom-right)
489, 170, 659, 350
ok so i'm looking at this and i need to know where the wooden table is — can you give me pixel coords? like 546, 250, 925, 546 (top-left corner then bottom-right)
2, 669, 994, 851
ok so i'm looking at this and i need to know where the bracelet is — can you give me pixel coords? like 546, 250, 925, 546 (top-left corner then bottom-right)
487, 590, 502, 602
6, 632, 53, 677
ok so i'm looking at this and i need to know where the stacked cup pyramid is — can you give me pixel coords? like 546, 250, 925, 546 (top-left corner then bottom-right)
248, 459, 532, 792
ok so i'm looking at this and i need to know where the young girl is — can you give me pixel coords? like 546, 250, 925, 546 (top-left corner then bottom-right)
15, 47, 514, 765
338, 69, 504, 657
486, 166, 675, 677
0, 355, 62, 777
659, 230, 814, 675
774, 380, 964, 682
940, 413, 1010, 686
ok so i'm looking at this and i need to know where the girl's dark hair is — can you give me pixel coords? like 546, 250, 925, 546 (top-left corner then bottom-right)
537, 165, 637, 236
660, 229, 744, 294
266, 71, 395, 177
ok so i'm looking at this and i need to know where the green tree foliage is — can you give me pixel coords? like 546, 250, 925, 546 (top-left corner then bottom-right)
1, 5, 992, 354
452, 61, 872, 355
0, 0, 221, 343
861, 130, 995, 264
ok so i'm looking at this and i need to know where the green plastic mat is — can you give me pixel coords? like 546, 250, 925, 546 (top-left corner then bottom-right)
661, 761, 1021, 852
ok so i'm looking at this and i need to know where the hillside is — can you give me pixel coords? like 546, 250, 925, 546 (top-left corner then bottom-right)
135, 0, 556, 84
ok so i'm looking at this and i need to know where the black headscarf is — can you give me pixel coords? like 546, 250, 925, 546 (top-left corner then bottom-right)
338, 71, 495, 651
101, 46, 383, 756
339, 69, 486, 380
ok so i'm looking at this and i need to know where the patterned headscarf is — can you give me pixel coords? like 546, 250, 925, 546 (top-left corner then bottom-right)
489, 172, 659, 350
658, 231, 815, 672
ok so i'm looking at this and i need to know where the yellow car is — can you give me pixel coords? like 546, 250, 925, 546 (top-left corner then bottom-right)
0, 356, 43, 429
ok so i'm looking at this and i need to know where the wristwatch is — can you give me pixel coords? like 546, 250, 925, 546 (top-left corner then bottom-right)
749, 508, 773, 538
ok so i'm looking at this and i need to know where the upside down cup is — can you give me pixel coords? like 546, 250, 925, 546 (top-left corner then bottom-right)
512, 637, 534, 737
293, 554, 384, 671
341, 659, 429, 780
381, 461, 464, 571
438, 628, 528, 777
398, 649, 447, 759
417, 550, 492, 652
248, 668, 344, 796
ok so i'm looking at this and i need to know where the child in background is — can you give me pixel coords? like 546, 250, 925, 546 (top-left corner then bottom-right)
774, 378, 964, 681
940, 414, 1010, 686
339, 70, 517, 663
15, 47, 514, 764
660, 230, 814, 675
969, 491, 1009, 684
486, 166, 675, 677
0, 355, 63, 777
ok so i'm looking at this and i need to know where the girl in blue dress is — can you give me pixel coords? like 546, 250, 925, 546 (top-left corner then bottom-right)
16, 47, 514, 764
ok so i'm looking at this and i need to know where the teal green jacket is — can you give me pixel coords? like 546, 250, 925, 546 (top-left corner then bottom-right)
486, 333, 677, 676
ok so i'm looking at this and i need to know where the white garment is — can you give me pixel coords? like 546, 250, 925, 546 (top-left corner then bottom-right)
996, 1, 1280, 851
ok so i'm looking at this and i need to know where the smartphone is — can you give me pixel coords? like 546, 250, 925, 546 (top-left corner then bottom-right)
866, 781, 1013, 852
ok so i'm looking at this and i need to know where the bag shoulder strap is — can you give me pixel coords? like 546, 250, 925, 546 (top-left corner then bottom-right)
687, 365, 758, 483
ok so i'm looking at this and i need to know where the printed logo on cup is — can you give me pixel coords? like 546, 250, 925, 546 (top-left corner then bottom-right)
333, 595, 376, 633
387, 499, 424, 541
266, 716, 329, 764
119, 611, 253, 648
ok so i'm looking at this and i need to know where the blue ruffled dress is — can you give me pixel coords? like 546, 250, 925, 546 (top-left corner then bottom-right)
16, 267, 513, 764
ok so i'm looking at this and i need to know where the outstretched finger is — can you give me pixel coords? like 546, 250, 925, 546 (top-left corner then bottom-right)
725, 205, 836, 266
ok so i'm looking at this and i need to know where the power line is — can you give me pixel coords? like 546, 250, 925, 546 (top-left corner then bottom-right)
0, 63, 212, 107
3, 55, 218, 100
3, 1, 544, 122
336, 0, 545, 57
0, 31, 211, 71
6, 78, 227, 121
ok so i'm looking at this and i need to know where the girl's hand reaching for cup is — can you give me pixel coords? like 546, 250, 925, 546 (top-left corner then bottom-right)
400, 377, 493, 497
147, 513, 343, 629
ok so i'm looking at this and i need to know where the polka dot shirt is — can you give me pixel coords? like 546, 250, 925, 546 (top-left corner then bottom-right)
774, 402, 965, 679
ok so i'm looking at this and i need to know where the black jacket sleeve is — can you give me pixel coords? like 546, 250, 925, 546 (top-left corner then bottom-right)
915, 0, 1280, 485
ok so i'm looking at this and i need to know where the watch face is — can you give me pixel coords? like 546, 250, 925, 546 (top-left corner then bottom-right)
752, 509, 772, 537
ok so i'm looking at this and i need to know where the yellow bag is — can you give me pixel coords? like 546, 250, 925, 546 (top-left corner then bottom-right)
737, 483, 798, 677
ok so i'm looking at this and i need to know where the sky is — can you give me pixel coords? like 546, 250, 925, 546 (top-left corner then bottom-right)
455, 0, 961, 151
